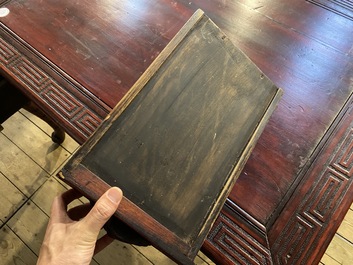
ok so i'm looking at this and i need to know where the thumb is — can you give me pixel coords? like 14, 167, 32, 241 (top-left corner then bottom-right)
82, 187, 123, 237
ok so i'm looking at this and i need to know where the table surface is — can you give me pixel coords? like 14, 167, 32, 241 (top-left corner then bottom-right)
1, 0, 353, 264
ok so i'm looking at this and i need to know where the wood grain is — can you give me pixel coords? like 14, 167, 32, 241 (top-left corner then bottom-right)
0, 226, 38, 265
82, 16, 280, 241
1, 0, 353, 263
1, 112, 70, 174
336, 209, 353, 245
320, 254, 341, 265
0, 132, 48, 196
7, 200, 48, 255
324, 235, 353, 264
61, 11, 281, 264
0, 172, 26, 223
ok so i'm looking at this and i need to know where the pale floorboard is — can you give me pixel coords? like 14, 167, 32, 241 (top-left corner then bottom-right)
0, 225, 38, 264
321, 204, 353, 265
2, 109, 352, 264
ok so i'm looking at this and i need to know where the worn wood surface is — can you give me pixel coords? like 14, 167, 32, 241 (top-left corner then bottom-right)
1, 0, 353, 264
0, 172, 26, 224
61, 11, 281, 264
0, 226, 38, 264
82, 13, 280, 241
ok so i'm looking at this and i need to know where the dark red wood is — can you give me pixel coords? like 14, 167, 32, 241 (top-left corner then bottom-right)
1, 0, 353, 264
61, 165, 194, 264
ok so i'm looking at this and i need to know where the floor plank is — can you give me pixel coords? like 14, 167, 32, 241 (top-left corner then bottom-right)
324, 235, 353, 264
1, 112, 71, 175
0, 133, 48, 197
94, 239, 153, 265
134, 245, 212, 264
20, 109, 80, 154
320, 253, 341, 265
336, 209, 353, 244
0, 225, 38, 265
0, 172, 26, 224
7, 200, 49, 255
134, 245, 178, 264
31, 177, 70, 215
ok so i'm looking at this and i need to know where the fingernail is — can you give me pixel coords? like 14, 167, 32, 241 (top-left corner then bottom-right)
107, 187, 122, 203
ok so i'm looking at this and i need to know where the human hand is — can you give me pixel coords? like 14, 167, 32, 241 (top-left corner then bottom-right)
37, 187, 123, 265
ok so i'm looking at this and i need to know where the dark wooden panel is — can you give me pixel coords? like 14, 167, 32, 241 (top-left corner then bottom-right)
61, 11, 281, 264
82, 18, 280, 240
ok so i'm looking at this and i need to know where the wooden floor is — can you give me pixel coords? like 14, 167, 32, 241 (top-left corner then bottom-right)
0, 109, 352, 264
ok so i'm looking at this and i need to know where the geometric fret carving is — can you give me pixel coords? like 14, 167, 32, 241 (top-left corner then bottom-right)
276, 215, 316, 265
0, 35, 104, 140
13, 58, 48, 91
42, 83, 82, 117
272, 111, 353, 264
208, 213, 272, 265
73, 111, 101, 136
303, 168, 348, 223
332, 129, 353, 176
0, 38, 19, 64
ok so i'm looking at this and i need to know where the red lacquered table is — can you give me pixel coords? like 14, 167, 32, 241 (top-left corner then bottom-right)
1, 0, 353, 264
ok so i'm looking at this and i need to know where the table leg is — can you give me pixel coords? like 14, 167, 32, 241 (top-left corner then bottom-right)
23, 101, 65, 144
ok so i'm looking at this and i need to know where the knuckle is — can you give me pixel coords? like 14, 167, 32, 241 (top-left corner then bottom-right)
95, 203, 112, 220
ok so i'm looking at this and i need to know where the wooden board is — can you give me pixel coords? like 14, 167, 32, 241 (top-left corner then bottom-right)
60, 10, 282, 264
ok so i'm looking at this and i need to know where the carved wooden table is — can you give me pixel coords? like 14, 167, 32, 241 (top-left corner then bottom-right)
1, 0, 352, 264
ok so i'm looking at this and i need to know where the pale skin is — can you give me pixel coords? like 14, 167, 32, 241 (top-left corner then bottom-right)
37, 187, 123, 265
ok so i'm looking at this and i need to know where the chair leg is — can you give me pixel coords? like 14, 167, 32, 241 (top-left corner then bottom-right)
24, 102, 66, 144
